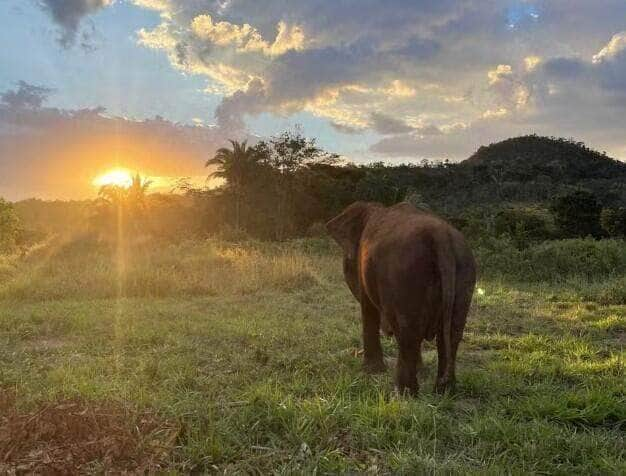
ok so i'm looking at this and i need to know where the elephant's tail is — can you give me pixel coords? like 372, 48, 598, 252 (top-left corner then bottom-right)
436, 234, 456, 379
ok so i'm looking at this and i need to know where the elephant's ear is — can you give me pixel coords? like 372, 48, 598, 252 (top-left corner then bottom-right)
326, 202, 372, 259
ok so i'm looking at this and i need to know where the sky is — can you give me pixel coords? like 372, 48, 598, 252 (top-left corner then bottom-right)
1, 0, 626, 199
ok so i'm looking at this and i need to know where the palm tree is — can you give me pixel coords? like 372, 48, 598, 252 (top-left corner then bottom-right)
94, 174, 152, 239
206, 140, 259, 230
126, 173, 152, 210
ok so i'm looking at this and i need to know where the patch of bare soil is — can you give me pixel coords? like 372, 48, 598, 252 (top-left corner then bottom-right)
0, 391, 178, 474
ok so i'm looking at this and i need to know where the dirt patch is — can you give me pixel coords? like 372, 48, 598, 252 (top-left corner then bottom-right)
0, 391, 178, 474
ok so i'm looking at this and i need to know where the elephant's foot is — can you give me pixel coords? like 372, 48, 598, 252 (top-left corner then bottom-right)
434, 376, 455, 394
363, 357, 386, 374
395, 380, 418, 397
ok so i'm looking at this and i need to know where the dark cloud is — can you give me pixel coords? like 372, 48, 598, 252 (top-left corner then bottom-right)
390, 37, 441, 60
214, 78, 267, 131
415, 124, 443, 136
369, 112, 413, 135
330, 122, 362, 135
541, 57, 588, 79
38, 0, 111, 48
265, 41, 383, 104
0, 81, 53, 109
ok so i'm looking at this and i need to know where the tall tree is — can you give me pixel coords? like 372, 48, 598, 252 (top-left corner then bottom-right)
254, 130, 338, 238
206, 140, 260, 230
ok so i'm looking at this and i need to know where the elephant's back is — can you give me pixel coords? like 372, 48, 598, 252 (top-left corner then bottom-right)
359, 210, 444, 315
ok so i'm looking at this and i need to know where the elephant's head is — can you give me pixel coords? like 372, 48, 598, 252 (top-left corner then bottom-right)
326, 202, 380, 300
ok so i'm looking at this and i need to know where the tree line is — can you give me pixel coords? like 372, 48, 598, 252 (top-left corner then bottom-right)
1, 132, 625, 252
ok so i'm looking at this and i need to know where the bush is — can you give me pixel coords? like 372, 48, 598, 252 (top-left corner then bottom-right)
550, 189, 602, 238
523, 239, 625, 281
446, 207, 497, 245
600, 208, 626, 238
475, 238, 626, 283
493, 207, 555, 248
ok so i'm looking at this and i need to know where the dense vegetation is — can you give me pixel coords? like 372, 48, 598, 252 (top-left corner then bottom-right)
4, 134, 626, 248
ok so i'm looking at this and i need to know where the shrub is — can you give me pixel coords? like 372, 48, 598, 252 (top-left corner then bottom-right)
475, 238, 626, 283
446, 207, 497, 245
523, 239, 625, 281
493, 207, 555, 248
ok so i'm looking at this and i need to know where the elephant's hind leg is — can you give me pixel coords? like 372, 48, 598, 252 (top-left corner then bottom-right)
361, 296, 386, 374
395, 320, 419, 396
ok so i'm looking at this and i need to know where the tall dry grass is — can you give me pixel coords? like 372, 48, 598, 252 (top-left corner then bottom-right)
0, 236, 340, 301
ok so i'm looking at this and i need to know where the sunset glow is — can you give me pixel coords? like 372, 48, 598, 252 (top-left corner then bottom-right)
93, 169, 134, 189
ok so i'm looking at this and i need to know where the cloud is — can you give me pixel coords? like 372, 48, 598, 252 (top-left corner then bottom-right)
370, 29, 626, 160
369, 116, 516, 159
132, 0, 468, 132
33, 0, 626, 161
0, 81, 244, 199
38, 0, 113, 48
487, 64, 513, 85
191, 14, 304, 56
0, 81, 53, 109
330, 122, 362, 135
369, 112, 413, 135
593, 31, 626, 63
214, 78, 268, 130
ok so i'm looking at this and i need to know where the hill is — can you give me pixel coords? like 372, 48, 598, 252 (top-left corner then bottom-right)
463, 135, 626, 182
404, 135, 626, 211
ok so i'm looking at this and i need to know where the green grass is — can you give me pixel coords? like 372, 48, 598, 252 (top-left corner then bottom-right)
1, 238, 624, 473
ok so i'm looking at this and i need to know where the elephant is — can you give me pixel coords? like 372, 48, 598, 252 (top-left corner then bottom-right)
326, 201, 476, 395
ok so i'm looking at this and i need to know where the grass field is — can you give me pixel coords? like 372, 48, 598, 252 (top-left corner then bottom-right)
1, 237, 624, 473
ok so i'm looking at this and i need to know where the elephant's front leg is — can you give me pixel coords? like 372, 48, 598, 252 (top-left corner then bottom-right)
360, 297, 386, 373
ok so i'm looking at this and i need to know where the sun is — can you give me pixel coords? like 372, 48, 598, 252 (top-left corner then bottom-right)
93, 168, 134, 188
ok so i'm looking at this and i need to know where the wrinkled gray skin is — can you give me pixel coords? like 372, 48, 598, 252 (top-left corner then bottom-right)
327, 201, 476, 395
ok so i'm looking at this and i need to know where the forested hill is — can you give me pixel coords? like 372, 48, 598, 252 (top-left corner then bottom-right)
463, 135, 626, 181
404, 135, 626, 212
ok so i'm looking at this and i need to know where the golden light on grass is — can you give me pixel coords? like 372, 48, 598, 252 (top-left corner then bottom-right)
93, 168, 134, 188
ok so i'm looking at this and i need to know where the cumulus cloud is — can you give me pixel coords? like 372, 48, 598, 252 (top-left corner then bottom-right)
133, 0, 470, 132
191, 14, 304, 56
0, 81, 242, 199
31, 0, 626, 161
38, 0, 113, 48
